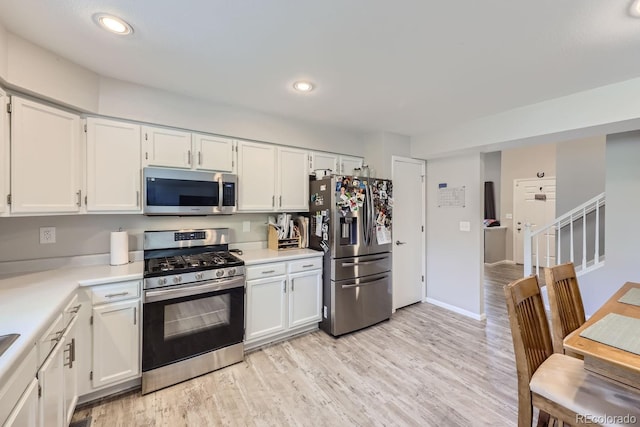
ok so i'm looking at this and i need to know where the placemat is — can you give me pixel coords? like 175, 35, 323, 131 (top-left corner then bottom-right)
618, 287, 640, 306
580, 313, 640, 355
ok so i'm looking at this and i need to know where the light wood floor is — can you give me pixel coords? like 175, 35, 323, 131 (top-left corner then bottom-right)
73, 263, 526, 426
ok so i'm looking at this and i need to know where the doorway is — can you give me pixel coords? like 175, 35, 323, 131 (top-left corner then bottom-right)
513, 177, 556, 265
391, 156, 426, 310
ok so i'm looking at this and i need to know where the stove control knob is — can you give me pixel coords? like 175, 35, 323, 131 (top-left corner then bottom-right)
228, 268, 236, 276
195, 272, 204, 281
158, 278, 166, 286
216, 270, 224, 278
173, 276, 181, 284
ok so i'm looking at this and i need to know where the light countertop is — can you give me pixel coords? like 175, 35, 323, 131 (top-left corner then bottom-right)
0, 262, 143, 385
239, 248, 323, 265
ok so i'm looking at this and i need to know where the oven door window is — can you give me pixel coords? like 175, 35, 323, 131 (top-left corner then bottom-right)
142, 285, 244, 371
146, 178, 219, 207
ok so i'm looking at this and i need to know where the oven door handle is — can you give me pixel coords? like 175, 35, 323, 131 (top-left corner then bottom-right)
144, 276, 244, 303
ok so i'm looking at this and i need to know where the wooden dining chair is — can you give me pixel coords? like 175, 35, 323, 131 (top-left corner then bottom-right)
504, 275, 640, 427
544, 262, 585, 355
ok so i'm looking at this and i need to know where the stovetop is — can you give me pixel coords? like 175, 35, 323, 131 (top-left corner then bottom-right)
145, 251, 243, 277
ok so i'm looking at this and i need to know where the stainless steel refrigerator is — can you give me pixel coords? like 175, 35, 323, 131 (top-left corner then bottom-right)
309, 175, 393, 336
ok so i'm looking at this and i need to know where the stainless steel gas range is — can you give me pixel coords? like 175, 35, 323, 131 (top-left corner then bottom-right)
141, 228, 245, 394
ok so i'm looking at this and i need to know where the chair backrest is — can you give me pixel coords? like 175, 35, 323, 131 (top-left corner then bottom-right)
504, 275, 554, 386
544, 262, 586, 354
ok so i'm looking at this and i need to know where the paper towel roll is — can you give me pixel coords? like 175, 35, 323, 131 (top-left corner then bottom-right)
110, 231, 129, 266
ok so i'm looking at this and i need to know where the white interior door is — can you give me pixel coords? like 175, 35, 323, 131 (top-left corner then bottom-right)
513, 178, 556, 265
392, 156, 426, 310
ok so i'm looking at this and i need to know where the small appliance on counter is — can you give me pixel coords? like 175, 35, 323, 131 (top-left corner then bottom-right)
309, 175, 393, 336
141, 228, 245, 394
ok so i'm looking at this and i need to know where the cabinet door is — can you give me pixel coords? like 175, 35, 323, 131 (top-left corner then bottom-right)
92, 299, 140, 388
38, 339, 64, 427
339, 155, 363, 176
0, 89, 7, 215
288, 270, 322, 328
62, 315, 78, 426
310, 152, 338, 175
277, 147, 309, 212
4, 378, 39, 427
142, 125, 192, 169
237, 140, 276, 211
246, 276, 287, 341
86, 118, 141, 212
11, 97, 81, 214
194, 134, 235, 172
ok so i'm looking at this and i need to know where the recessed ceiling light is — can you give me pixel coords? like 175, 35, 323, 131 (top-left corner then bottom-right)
93, 13, 133, 35
630, 0, 640, 17
293, 81, 314, 93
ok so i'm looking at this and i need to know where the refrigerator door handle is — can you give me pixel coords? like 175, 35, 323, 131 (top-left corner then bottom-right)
340, 274, 389, 289
341, 257, 388, 267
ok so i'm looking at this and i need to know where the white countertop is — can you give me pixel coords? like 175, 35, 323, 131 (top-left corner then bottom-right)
0, 262, 143, 385
239, 248, 323, 265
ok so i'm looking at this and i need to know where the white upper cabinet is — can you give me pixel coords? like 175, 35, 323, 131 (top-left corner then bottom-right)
0, 89, 7, 215
237, 140, 277, 211
193, 133, 235, 172
238, 141, 309, 212
86, 118, 141, 213
339, 155, 364, 176
277, 146, 309, 211
142, 125, 192, 169
10, 96, 82, 214
310, 152, 338, 175
142, 125, 235, 172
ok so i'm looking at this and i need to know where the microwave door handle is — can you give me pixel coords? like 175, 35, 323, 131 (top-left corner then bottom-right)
218, 176, 223, 210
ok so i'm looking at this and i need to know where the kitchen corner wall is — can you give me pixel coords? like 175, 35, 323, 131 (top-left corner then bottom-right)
0, 213, 271, 263
426, 153, 484, 319
0, 31, 392, 264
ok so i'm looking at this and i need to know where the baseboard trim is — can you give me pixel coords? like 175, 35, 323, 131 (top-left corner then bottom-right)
425, 298, 487, 321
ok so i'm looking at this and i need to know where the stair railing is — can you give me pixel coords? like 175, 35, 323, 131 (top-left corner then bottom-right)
524, 192, 605, 277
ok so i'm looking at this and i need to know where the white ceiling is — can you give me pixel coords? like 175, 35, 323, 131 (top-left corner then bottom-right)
0, 0, 639, 137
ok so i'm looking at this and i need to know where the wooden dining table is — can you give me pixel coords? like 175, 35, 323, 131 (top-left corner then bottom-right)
564, 281, 640, 390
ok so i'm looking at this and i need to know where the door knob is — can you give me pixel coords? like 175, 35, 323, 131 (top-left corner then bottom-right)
395, 240, 406, 245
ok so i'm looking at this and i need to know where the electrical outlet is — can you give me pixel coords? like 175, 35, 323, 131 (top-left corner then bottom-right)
40, 227, 56, 244
242, 221, 251, 232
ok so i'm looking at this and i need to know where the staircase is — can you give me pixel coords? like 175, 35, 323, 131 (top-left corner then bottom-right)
524, 192, 605, 277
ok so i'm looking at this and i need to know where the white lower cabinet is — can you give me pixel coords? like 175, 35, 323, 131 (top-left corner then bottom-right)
245, 256, 322, 350
92, 299, 140, 388
38, 338, 65, 427
4, 378, 39, 427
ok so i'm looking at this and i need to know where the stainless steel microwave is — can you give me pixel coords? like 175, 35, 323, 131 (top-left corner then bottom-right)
143, 167, 237, 215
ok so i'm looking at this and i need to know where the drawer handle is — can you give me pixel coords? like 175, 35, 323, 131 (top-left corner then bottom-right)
302, 264, 314, 268
69, 304, 82, 314
105, 291, 130, 298
261, 270, 276, 274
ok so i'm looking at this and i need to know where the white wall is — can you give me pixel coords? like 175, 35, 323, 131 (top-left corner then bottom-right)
577, 131, 640, 315
0, 22, 7, 80
364, 131, 412, 179
426, 153, 484, 319
500, 143, 556, 261
6, 35, 99, 112
411, 77, 640, 159
0, 213, 271, 262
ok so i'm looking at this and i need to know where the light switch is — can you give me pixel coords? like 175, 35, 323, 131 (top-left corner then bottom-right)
242, 221, 251, 232
459, 221, 471, 232
505, 213, 513, 219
